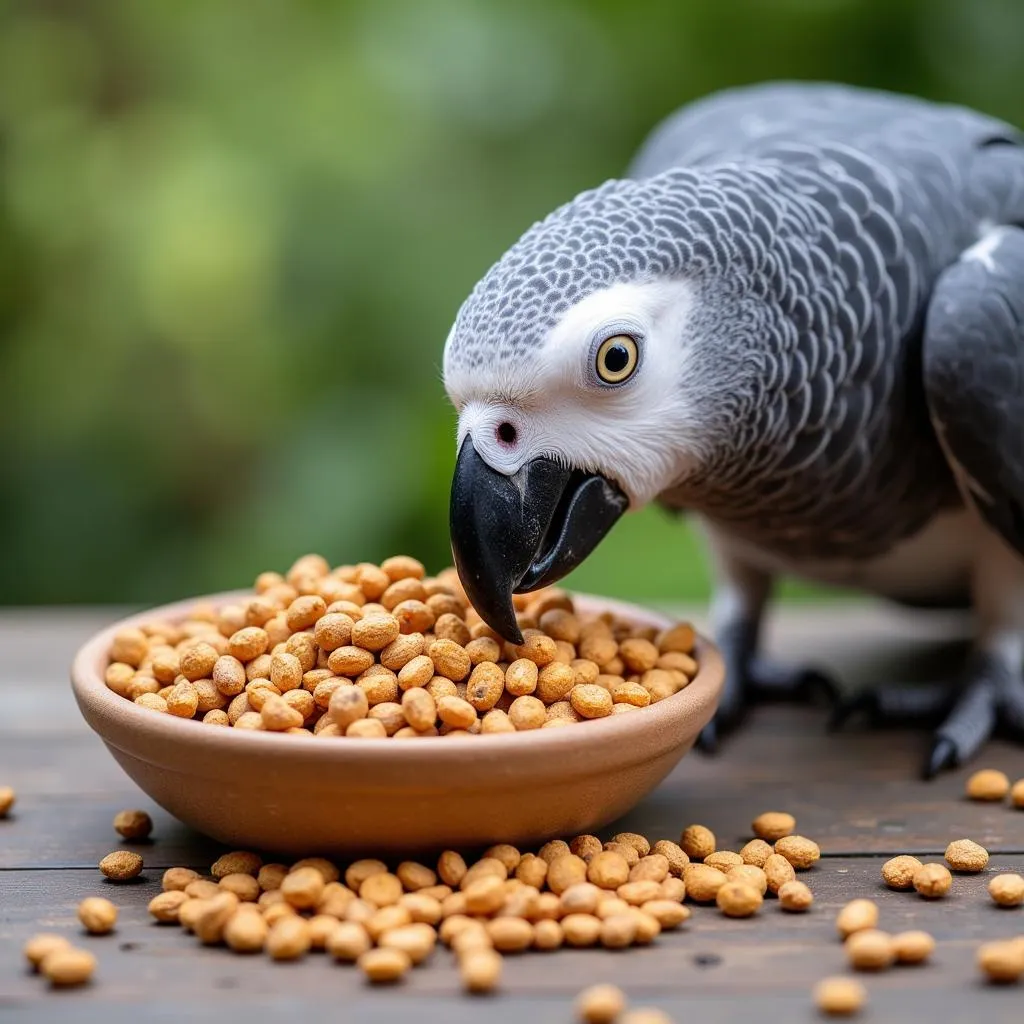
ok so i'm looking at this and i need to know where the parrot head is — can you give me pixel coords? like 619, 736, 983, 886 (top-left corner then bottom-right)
444, 170, 769, 641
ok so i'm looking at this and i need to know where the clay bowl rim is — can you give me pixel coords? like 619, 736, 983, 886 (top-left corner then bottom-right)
71, 590, 723, 775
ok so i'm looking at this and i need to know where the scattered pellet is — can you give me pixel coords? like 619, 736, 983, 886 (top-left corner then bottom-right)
944, 838, 989, 873
988, 873, 1024, 907
148, 891, 189, 923
98, 850, 143, 881
966, 769, 1010, 802
576, 983, 627, 1023
211, 851, 262, 878
41, 948, 96, 987
266, 915, 311, 961
778, 880, 813, 911
763, 854, 796, 895
726, 864, 767, 895
460, 948, 502, 993
380, 923, 437, 963
224, 907, 269, 953
161, 866, 199, 892
892, 930, 935, 964
739, 839, 772, 868
977, 940, 1024, 983
774, 835, 820, 870
836, 899, 878, 939
194, 893, 240, 945
651, 840, 688, 875
24, 933, 72, 970
683, 864, 727, 903
359, 947, 411, 983
1011, 778, 1024, 809
77, 898, 117, 935
704, 851, 743, 871
112, 809, 153, 840
845, 929, 895, 971
881, 855, 921, 890
913, 863, 953, 898
814, 976, 866, 1016
716, 881, 762, 918
751, 811, 795, 841
680, 824, 715, 860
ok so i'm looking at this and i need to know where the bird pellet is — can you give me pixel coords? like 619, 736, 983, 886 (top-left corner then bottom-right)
716, 881, 762, 918
778, 880, 813, 911
844, 929, 895, 971
1011, 778, 1024, 808
987, 873, 1024, 907
40, 948, 97, 987
892, 930, 935, 964
113, 809, 153, 840
23, 934, 73, 970
944, 838, 989, 872
98, 850, 143, 881
751, 811, 795, 841
576, 984, 627, 1023
104, 555, 699, 737
881, 855, 921, 890
965, 769, 1010, 802
835, 899, 878, 939
912, 862, 952, 898
773, 835, 820, 869
814, 976, 866, 1016
77, 898, 118, 936
977, 940, 1024, 983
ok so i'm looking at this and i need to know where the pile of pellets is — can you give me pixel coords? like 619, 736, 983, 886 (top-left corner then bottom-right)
102, 555, 698, 737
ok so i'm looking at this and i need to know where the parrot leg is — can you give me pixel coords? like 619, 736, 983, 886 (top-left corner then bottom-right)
832, 531, 1024, 776
927, 529, 1024, 774
696, 544, 837, 753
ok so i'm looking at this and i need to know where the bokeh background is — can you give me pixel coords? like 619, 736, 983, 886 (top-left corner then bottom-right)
2, 0, 1022, 605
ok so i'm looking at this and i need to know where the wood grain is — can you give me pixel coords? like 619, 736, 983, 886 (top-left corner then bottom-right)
2, 604, 1024, 1022
3, 858, 1024, 1021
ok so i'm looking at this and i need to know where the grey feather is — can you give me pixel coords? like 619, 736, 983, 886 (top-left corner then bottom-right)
924, 227, 1024, 556
447, 82, 1024, 563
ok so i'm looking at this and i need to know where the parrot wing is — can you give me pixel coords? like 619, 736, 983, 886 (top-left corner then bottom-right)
923, 225, 1024, 557
629, 81, 1020, 178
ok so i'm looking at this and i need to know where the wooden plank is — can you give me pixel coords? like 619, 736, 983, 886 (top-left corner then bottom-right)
3, 858, 1024, 1021
3, 712, 1024, 871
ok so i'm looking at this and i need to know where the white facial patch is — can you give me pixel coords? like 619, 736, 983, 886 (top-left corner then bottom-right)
446, 277, 703, 506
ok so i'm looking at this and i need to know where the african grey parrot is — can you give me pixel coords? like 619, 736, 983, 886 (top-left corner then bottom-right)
443, 82, 1024, 776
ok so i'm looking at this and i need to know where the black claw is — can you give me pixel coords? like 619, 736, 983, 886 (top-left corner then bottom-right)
798, 669, 841, 709
924, 736, 960, 779
696, 720, 719, 755
827, 692, 877, 733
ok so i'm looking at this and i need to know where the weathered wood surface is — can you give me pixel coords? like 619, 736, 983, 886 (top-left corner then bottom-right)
2, 605, 1024, 1023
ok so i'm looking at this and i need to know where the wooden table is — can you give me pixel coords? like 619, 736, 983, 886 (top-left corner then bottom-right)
3, 605, 1024, 1022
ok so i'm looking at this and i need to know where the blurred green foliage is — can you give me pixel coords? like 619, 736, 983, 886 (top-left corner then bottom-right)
1, 0, 1022, 605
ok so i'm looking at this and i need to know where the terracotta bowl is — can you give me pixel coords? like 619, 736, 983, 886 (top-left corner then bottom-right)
71, 591, 723, 856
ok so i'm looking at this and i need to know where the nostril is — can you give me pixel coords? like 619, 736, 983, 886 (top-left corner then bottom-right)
496, 422, 517, 445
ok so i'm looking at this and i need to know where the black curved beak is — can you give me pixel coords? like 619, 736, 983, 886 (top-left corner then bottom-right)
449, 436, 628, 642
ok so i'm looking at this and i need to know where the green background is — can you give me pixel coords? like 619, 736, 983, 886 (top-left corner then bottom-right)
1, 0, 1021, 606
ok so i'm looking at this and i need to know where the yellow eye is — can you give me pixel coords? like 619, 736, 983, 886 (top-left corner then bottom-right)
595, 334, 639, 385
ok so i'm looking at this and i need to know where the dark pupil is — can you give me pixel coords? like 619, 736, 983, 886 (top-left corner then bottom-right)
604, 343, 629, 374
